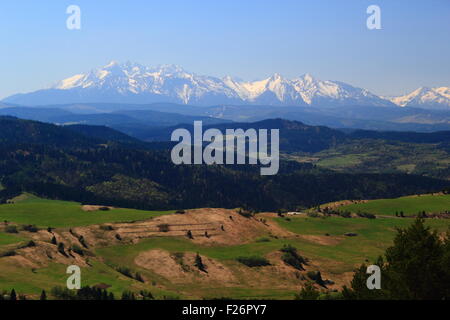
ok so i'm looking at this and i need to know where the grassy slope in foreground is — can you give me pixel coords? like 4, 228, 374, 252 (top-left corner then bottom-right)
276, 215, 450, 266
0, 195, 449, 299
0, 194, 174, 228
0, 232, 25, 246
337, 194, 450, 216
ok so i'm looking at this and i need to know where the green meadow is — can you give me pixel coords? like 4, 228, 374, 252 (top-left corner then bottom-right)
0, 194, 174, 228
337, 194, 450, 216
0, 194, 449, 299
97, 214, 450, 277
0, 232, 25, 246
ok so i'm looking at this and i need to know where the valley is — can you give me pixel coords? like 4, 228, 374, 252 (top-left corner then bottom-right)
0, 108, 448, 300
1, 0, 449, 305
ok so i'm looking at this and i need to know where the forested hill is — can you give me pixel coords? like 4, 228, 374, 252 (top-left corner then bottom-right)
0, 116, 172, 151
0, 116, 100, 147
348, 129, 450, 144
126, 118, 450, 153
0, 116, 448, 211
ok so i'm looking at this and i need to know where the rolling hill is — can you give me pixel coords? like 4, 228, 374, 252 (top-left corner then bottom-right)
0, 117, 448, 211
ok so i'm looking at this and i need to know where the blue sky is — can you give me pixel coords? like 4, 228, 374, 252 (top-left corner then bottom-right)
1, 0, 449, 99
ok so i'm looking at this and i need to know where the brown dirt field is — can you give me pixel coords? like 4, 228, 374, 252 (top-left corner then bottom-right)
134, 249, 314, 292
135, 249, 237, 285
3, 240, 89, 269
100, 208, 293, 247
29, 208, 321, 249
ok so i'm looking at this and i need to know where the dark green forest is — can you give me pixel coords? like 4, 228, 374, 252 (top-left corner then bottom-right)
0, 116, 449, 211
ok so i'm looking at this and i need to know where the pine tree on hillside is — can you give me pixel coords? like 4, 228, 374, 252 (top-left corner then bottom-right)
295, 282, 320, 300
194, 253, 207, 272
10, 289, 17, 301
342, 218, 449, 300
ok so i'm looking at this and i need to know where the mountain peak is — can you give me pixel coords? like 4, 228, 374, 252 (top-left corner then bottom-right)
3, 61, 447, 109
300, 73, 315, 82
104, 60, 119, 68
389, 86, 450, 109
270, 73, 283, 80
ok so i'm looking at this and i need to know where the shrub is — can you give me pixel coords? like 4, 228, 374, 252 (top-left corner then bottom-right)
51, 285, 115, 300
140, 290, 154, 300
135, 272, 145, 283
280, 245, 307, 271
356, 212, 376, 219
157, 224, 170, 232
318, 291, 344, 300
121, 291, 136, 300
236, 256, 271, 267
0, 250, 16, 257
339, 211, 352, 218
295, 282, 320, 300
21, 224, 39, 232
172, 252, 190, 272
116, 266, 133, 278
99, 225, 114, 231
19, 240, 36, 249
5, 225, 18, 233
237, 208, 253, 218
71, 244, 84, 256
307, 271, 326, 287
78, 235, 88, 248
194, 253, 207, 272
175, 210, 186, 214
307, 212, 320, 218
57, 242, 66, 256
116, 266, 145, 283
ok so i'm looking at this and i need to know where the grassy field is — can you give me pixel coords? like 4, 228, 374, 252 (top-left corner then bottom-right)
337, 194, 450, 216
0, 194, 174, 228
97, 214, 450, 276
313, 140, 450, 178
0, 194, 449, 299
0, 232, 25, 246
276, 215, 449, 265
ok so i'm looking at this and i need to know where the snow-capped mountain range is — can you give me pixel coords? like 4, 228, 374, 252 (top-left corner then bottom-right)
3, 61, 449, 109
387, 87, 450, 110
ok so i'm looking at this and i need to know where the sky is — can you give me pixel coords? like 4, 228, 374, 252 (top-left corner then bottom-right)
0, 0, 449, 99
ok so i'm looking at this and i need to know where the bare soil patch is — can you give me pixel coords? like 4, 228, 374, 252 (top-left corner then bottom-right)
135, 249, 236, 285
82, 205, 114, 212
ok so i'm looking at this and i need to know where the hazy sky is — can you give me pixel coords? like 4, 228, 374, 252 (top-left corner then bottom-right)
1, 0, 449, 99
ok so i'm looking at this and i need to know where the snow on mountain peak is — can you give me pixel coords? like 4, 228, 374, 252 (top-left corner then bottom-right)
13, 61, 446, 109
389, 86, 450, 109
104, 60, 119, 68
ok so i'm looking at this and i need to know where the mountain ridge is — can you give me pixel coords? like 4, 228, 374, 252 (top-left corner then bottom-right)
4, 61, 448, 109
